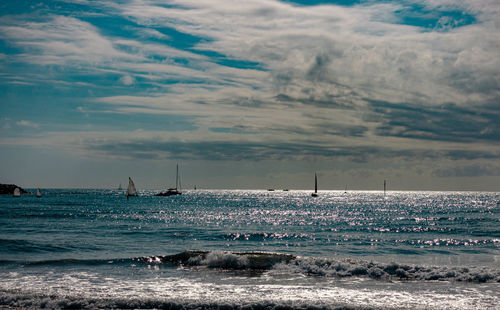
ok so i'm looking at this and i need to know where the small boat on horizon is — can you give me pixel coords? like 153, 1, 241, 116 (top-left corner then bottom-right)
13, 187, 21, 197
36, 188, 42, 198
311, 173, 318, 197
156, 164, 182, 197
118, 183, 123, 191
126, 177, 138, 198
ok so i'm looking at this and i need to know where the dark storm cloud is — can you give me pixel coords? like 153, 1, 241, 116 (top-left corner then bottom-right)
87, 140, 500, 162
307, 53, 334, 82
275, 92, 356, 109
319, 124, 368, 137
367, 100, 500, 142
434, 164, 500, 178
88, 140, 372, 161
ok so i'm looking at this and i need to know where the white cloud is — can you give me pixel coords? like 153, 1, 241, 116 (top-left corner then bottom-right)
132, 27, 170, 39
117, 0, 499, 107
120, 75, 135, 86
0, 15, 138, 67
16, 120, 40, 129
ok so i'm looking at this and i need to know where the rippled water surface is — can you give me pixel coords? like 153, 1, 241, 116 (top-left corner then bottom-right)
1, 190, 499, 309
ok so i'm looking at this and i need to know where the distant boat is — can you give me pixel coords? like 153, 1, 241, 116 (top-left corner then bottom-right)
311, 173, 318, 197
118, 183, 123, 190
36, 188, 42, 198
126, 177, 138, 198
384, 179, 387, 196
156, 164, 182, 197
13, 187, 21, 197
283, 189, 289, 191
344, 185, 347, 194
267, 189, 275, 191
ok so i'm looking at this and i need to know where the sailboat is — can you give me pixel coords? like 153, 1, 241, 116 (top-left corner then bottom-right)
13, 187, 21, 197
126, 177, 138, 198
118, 183, 123, 191
36, 188, 42, 198
156, 164, 182, 196
384, 179, 387, 196
311, 173, 318, 197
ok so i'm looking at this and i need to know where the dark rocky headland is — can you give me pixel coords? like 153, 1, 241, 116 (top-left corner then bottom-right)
0, 184, 30, 195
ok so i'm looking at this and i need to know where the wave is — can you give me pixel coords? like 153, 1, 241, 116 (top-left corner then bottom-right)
0, 290, 369, 310
0, 238, 72, 253
276, 256, 500, 283
154, 250, 295, 270
0, 250, 292, 270
4, 250, 499, 283
168, 251, 499, 283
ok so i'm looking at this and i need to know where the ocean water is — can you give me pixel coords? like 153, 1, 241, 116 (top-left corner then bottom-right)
0, 190, 499, 309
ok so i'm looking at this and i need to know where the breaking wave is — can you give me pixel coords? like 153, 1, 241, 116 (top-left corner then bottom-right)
274, 256, 500, 283
4, 250, 499, 283
149, 251, 500, 283
151, 250, 295, 270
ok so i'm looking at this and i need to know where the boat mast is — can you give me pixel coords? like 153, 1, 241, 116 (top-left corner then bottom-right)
179, 174, 182, 193
175, 164, 179, 190
384, 179, 386, 196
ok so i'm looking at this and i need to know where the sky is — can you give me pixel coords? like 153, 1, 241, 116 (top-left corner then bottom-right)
0, 0, 499, 190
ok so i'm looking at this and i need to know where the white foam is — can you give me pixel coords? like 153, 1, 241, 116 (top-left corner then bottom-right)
1, 270, 498, 309
272, 256, 500, 283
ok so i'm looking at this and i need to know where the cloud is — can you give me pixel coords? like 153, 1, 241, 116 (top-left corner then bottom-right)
109, 0, 499, 124
0, 15, 136, 66
16, 120, 40, 129
120, 75, 135, 86
3, 0, 498, 111
434, 164, 500, 178
127, 26, 170, 39
84, 136, 500, 162
368, 100, 500, 142
121, 0, 498, 102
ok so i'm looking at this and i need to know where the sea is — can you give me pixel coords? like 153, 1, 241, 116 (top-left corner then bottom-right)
0, 189, 499, 309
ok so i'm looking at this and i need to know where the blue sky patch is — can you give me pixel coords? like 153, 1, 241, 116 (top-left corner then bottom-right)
394, 4, 476, 30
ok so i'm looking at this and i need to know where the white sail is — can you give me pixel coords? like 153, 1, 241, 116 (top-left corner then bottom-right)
13, 187, 21, 197
126, 177, 137, 196
36, 188, 42, 197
